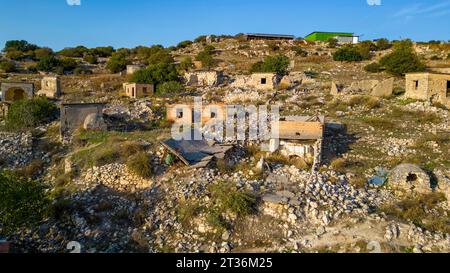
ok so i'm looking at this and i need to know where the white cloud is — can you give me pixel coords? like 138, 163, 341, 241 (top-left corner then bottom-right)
393, 1, 450, 18
367, 0, 382, 6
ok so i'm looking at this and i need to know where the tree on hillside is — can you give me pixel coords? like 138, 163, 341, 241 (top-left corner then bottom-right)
250, 55, 290, 75
3, 40, 39, 53
106, 50, 131, 73
379, 43, 426, 76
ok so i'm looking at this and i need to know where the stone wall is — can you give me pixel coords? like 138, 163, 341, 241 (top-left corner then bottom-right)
80, 163, 152, 192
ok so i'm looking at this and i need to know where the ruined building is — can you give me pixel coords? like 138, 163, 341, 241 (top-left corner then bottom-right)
269, 116, 325, 165
405, 72, 450, 107
37, 76, 61, 99
60, 103, 107, 142
185, 71, 223, 87
126, 65, 144, 75
122, 83, 154, 99
0, 82, 34, 102
232, 73, 280, 91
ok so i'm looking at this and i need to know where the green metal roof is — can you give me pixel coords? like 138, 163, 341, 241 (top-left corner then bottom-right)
304, 32, 355, 42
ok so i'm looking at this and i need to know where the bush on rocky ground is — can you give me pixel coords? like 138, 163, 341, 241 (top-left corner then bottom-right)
126, 152, 153, 179
0, 171, 52, 236
6, 97, 57, 131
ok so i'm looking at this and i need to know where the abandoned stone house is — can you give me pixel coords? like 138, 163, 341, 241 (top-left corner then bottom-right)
122, 83, 154, 99
0, 82, 34, 102
232, 73, 280, 91
331, 78, 394, 97
37, 76, 61, 99
405, 72, 450, 107
60, 103, 106, 142
268, 116, 325, 164
185, 71, 223, 87
126, 65, 144, 75
167, 103, 228, 125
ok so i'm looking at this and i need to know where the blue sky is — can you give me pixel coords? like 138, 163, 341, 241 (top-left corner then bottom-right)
0, 0, 449, 50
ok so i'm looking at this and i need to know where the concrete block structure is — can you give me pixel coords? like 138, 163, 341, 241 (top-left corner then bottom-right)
123, 83, 154, 99
405, 72, 450, 107
37, 76, 61, 99
185, 71, 223, 87
232, 73, 280, 91
269, 116, 325, 165
0, 82, 34, 102
60, 103, 106, 142
126, 65, 144, 75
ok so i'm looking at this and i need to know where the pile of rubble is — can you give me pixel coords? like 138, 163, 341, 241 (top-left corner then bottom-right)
0, 132, 33, 168
78, 163, 153, 193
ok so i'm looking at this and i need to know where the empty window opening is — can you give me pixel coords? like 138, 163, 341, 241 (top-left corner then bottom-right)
414, 80, 419, 89
143, 87, 147, 94
406, 173, 418, 182
132, 87, 135, 97
261, 78, 267, 85
211, 112, 216, 118
447, 81, 450, 97
177, 110, 183, 119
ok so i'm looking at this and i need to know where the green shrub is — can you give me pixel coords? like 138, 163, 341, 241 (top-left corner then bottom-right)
356, 41, 376, 60
36, 55, 60, 72
194, 35, 207, 44
90, 46, 115, 57
292, 46, 308, 57
127, 152, 153, 179
209, 182, 256, 216
6, 97, 57, 130
59, 57, 78, 72
34, 47, 54, 60
3, 40, 39, 53
178, 56, 193, 72
83, 53, 98, 64
379, 47, 426, 76
195, 49, 216, 69
380, 193, 449, 234
156, 81, 185, 95
0, 60, 17, 73
130, 63, 179, 86
333, 46, 363, 62
376, 38, 391, 50
327, 38, 338, 48
106, 50, 130, 73
0, 171, 52, 235
364, 62, 384, 73
74, 67, 93, 75
58, 46, 89, 58
177, 40, 193, 49
250, 55, 290, 75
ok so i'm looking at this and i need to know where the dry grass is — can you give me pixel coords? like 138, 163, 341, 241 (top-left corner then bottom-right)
380, 193, 449, 234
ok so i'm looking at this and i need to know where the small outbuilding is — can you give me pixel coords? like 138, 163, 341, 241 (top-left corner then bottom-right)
405, 72, 450, 108
0, 82, 34, 102
123, 83, 154, 99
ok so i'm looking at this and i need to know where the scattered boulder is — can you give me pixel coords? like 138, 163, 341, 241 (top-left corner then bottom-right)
83, 113, 107, 131
371, 78, 394, 97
